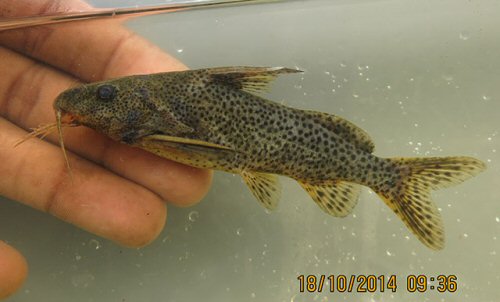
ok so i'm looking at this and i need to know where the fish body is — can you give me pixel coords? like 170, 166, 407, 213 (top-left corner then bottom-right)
53, 67, 485, 250
56, 68, 377, 180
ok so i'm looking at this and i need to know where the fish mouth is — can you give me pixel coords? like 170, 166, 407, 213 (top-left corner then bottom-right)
56, 109, 82, 127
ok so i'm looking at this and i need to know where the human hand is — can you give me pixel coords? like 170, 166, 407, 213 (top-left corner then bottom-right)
0, 0, 212, 298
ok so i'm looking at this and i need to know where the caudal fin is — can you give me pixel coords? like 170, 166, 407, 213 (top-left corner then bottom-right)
376, 156, 485, 250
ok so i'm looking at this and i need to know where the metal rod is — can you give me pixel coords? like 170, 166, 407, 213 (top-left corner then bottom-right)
0, 0, 279, 31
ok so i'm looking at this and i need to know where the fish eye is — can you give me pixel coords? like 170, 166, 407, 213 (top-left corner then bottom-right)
97, 85, 116, 101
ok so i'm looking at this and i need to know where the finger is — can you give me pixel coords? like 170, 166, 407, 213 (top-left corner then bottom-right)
0, 241, 28, 299
0, 0, 186, 81
0, 45, 212, 206
0, 0, 212, 206
0, 118, 167, 247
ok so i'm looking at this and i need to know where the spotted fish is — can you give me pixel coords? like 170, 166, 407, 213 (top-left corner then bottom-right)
41, 67, 485, 250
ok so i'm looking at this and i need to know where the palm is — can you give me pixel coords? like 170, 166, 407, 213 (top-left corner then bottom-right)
0, 0, 212, 298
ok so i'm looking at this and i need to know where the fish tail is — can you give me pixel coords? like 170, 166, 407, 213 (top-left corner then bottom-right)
374, 156, 485, 250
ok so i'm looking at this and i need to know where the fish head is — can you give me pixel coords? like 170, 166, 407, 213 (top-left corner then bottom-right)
53, 76, 179, 143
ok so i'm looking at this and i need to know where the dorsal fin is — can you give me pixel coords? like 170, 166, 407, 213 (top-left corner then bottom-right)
206, 66, 302, 94
307, 111, 375, 153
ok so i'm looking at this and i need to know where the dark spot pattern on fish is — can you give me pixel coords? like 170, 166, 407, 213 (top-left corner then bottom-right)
49, 66, 486, 251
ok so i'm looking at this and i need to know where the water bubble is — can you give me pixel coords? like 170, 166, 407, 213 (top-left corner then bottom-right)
188, 211, 199, 222
236, 228, 243, 236
177, 48, 184, 53
75, 254, 82, 261
386, 250, 393, 256
199, 270, 207, 279
89, 239, 102, 250
442, 74, 454, 82
353, 94, 359, 98
339, 62, 347, 68
496, 217, 499, 223
386, 85, 392, 90
482, 95, 491, 101
71, 273, 95, 288
459, 31, 470, 40
178, 251, 190, 261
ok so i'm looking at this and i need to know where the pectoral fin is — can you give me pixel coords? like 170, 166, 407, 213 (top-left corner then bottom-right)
207, 66, 302, 94
241, 171, 281, 210
143, 134, 232, 150
299, 181, 361, 217
139, 135, 238, 170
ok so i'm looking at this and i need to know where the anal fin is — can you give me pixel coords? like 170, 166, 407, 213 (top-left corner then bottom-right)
299, 181, 361, 217
241, 171, 281, 210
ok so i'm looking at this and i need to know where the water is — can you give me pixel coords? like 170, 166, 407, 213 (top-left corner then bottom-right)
1, 0, 499, 301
